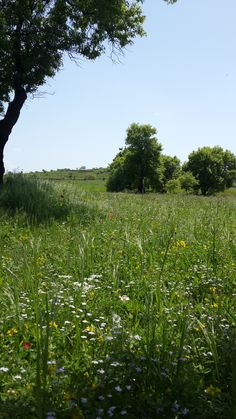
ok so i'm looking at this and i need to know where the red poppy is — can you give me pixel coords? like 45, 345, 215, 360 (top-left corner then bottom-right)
22, 341, 31, 350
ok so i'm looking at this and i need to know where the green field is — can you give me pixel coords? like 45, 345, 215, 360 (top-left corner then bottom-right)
0, 175, 235, 418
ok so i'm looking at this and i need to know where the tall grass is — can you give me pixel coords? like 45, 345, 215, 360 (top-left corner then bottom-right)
0, 175, 235, 418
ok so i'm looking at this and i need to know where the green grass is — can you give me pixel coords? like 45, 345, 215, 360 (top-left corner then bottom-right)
0, 175, 235, 418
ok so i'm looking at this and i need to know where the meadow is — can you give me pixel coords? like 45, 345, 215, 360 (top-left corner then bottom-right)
0, 174, 235, 418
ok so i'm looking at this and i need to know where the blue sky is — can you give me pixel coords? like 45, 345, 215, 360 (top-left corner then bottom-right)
5, 0, 236, 172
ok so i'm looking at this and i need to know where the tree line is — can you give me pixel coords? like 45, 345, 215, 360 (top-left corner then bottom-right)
106, 123, 236, 195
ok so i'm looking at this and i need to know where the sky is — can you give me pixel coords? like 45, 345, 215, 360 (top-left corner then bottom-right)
4, 0, 236, 172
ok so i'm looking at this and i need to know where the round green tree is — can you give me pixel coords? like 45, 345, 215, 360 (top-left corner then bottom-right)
107, 123, 162, 193
184, 146, 236, 195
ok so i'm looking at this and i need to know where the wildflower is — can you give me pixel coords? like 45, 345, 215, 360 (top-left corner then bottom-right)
176, 240, 187, 248
84, 326, 96, 334
49, 321, 58, 329
46, 412, 56, 419
171, 401, 180, 412
0, 367, 9, 372
47, 360, 56, 365
119, 295, 130, 302
194, 324, 205, 332
13, 374, 22, 380
107, 406, 116, 417
206, 384, 221, 397
182, 407, 190, 415
57, 367, 66, 374
22, 341, 31, 350
7, 327, 18, 336
133, 334, 142, 341
115, 385, 122, 392
211, 303, 219, 309
112, 314, 121, 324
111, 362, 120, 367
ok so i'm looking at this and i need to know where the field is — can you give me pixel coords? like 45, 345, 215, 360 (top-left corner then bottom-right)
0, 174, 235, 418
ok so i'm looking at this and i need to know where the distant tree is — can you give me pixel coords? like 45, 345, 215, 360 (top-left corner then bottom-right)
184, 146, 236, 195
106, 148, 131, 192
0, 0, 146, 185
107, 123, 162, 193
160, 154, 181, 191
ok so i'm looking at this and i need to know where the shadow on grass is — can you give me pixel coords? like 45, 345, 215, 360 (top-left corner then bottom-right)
0, 173, 100, 225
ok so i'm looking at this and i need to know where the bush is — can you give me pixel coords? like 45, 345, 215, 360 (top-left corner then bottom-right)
165, 178, 181, 194
179, 172, 199, 194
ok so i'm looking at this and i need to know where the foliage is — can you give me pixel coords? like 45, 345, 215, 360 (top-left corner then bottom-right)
0, 0, 146, 115
178, 171, 199, 193
0, 176, 235, 418
184, 146, 236, 195
106, 148, 131, 192
165, 177, 181, 194
160, 154, 181, 191
107, 123, 162, 193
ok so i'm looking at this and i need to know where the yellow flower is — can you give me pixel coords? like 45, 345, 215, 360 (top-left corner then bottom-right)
206, 384, 221, 397
49, 321, 58, 329
7, 327, 18, 336
194, 324, 205, 333
176, 240, 187, 248
211, 303, 219, 309
84, 326, 95, 334
36, 256, 45, 265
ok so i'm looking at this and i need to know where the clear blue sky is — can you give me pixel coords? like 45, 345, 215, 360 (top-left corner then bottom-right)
5, 0, 236, 172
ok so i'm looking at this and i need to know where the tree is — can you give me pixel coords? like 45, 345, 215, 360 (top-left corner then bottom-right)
160, 154, 181, 191
106, 148, 131, 192
0, 0, 146, 185
107, 123, 162, 193
183, 146, 236, 195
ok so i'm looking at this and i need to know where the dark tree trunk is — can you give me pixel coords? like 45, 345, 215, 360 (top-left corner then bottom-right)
0, 86, 27, 186
137, 177, 145, 194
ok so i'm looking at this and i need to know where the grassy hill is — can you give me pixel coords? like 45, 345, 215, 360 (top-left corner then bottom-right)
25, 167, 109, 191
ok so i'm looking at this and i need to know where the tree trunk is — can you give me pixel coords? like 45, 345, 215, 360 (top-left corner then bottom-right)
137, 177, 144, 194
0, 86, 27, 186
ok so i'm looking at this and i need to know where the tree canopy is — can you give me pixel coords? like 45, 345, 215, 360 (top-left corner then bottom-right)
0, 0, 146, 115
0, 0, 148, 183
160, 154, 181, 191
107, 123, 162, 193
184, 146, 236, 195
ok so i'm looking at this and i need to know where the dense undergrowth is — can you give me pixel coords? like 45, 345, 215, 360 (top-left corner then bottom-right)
0, 175, 235, 418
